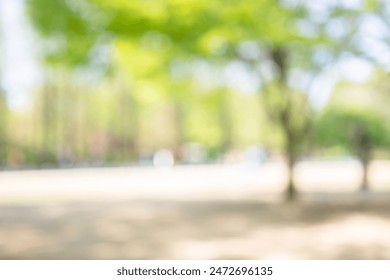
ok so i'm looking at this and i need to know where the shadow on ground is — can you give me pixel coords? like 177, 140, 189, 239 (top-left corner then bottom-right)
0, 198, 390, 259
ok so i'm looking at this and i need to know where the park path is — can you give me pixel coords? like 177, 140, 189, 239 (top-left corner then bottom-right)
0, 200, 390, 259
0, 160, 390, 203
0, 160, 390, 259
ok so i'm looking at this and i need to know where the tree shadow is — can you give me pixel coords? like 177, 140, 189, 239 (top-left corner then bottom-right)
0, 197, 389, 259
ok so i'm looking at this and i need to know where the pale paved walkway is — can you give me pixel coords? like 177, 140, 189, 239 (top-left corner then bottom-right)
0, 160, 389, 203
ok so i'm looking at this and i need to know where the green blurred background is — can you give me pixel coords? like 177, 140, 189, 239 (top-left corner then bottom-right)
0, 0, 390, 259
0, 0, 389, 198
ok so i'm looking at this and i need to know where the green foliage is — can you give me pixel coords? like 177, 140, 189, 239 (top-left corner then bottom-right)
19, 0, 378, 172
27, 0, 104, 67
314, 107, 389, 155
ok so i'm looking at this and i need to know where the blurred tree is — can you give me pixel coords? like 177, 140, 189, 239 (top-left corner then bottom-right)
38, 78, 60, 165
0, 84, 7, 166
27, 0, 237, 158
109, 78, 140, 162
87, 0, 328, 199
352, 0, 389, 69
27, 0, 106, 68
314, 107, 389, 191
0, 17, 8, 167
26, 0, 370, 200
27, 0, 115, 164
202, 1, 363, 200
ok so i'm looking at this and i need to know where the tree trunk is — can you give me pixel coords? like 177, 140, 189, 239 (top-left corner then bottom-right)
0, 89, 7, 166
219, 92, 233, 153
128, 90, 140, 161
120, 86, 140, 162
0, 24, 7, 166
360, 158, 369, 192
173, 100, 185, 163
354, 122, 371, 192
286, 144, 297, 201
41, 81, 57, 165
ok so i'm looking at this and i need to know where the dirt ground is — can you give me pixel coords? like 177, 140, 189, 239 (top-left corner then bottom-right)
0, 162, 390, 260
0, 198, 390, 259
